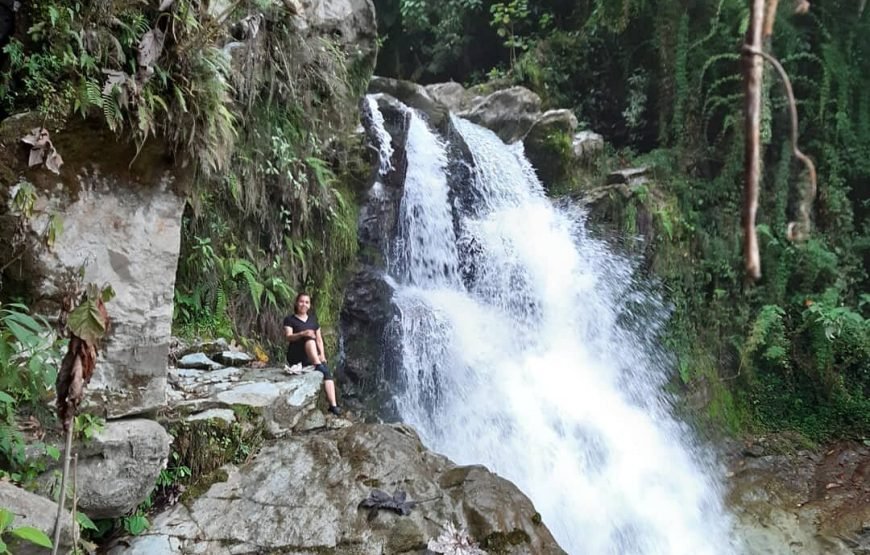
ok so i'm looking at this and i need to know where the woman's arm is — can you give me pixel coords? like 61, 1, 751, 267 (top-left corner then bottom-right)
315, 328, 327, 363
284, 326, 316, 342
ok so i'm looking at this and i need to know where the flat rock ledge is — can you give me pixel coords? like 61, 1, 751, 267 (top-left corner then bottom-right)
111, 423, 566, 555
168, 365, 326, 438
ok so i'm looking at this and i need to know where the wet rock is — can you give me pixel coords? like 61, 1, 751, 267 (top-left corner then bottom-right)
113, 423, 565, 554
177, 352, 223, 370
339, 268, 397, 404
523, 109, 579, 188
39, 419, 171, 519
727, 440, 870, 555
0, 482, 77, 555
368, 77, 449, 129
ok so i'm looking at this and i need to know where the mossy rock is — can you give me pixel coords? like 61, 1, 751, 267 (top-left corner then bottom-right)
168, 414, 265, 483
480, 529, 532, 553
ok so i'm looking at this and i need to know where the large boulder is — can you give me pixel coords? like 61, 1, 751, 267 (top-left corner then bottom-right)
0, 482, 77, 555
297, 0, 377, 68
0, 115, 187, 418
38, 419, 172, 519
523, 109, 579, 189
461, 86, 542, 144
425, 81, 481, 113
368, 77, 449, 129
112, 423, 565, 554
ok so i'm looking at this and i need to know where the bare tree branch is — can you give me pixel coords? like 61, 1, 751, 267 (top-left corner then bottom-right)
744, 46, 818, 242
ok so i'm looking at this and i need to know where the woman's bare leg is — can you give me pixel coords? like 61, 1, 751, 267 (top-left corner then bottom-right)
323, 379, 338, 407
303, 340, 338, 408
303, 340, 322, 364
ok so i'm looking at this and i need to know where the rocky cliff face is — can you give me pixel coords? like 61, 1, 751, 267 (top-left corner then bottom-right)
112, 421, 565, 555
0, 115, 187, 418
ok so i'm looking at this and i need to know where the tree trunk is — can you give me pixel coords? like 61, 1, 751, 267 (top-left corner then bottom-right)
743, 0, 766, 281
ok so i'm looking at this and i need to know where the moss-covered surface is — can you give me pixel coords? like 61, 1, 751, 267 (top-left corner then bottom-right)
480, 528, 532, 553
167, 413, 265, 492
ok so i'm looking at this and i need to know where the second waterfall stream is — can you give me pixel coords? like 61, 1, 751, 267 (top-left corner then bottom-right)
364, 96, 741, 555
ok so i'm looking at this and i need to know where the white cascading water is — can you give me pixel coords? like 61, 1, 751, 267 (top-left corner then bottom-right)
371, 98, 741, 555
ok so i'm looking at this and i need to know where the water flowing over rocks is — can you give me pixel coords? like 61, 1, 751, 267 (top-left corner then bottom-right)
111, 423, 565, 555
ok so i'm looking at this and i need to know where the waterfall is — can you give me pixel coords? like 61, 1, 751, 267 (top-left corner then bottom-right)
368, 98, 740, 555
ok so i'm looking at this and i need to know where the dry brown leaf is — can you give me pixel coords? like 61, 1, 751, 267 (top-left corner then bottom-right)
21, 127, 49, 148
45, 148, 64, 174
56, 296, 109, 432
28, 147, 45, 168
137, 28, 165, 68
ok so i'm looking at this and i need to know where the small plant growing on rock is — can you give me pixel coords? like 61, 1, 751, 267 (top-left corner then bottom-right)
0, 508, 53, 552
427, 522, 487, 555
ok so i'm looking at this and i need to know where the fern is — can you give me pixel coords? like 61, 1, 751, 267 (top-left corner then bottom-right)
741, 305, 790, 377
231, 259, 264, 314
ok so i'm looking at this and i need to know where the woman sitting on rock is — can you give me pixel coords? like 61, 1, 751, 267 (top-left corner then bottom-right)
284, 292, 342, 416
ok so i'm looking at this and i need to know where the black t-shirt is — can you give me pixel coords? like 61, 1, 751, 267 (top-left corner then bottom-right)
283, 313, 320, 364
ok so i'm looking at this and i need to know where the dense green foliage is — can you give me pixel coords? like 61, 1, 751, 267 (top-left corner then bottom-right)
377, 0, 870, 441
0, 303, 63, 483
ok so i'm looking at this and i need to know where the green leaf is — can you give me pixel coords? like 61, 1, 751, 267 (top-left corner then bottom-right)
4, 319, 38, 347
0, 508, 14, 531
44, 444, 61, 461
76, 511, 98, 531
0, 392, 14, 404
67, 299, 106, 343
123, 515, 149, 536
10, 526, 53, 548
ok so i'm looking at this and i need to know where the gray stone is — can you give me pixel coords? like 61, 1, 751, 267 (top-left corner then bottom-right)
368, 77, 449, 129
425, 81, 480, 113
186, 408, 236, 423
0, 482, 77, 555
40, 419, 171, 519
215, 381, 280, 407
298, 0, 377, 66
573, 130, 604, 162
177, 352, 223, 370
42, 180, 182, 418
172, 370, 324, 437
262, 370, 324, 437
115, 423, 565, 554
461, 86, 542, 143
606, 167, 649, 186
532, 109, 579, 135
296, 408, 327, 431
216, 350, 253, 366
0, 116, 187, 419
